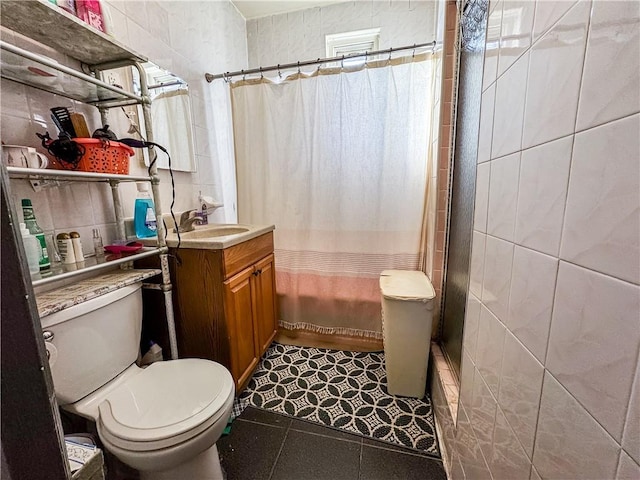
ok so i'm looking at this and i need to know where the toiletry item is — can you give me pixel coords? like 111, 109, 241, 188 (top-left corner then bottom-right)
19, 223, 41, 277
92, 228, 105, 259
75, 0, 106, 33
46, 234, 64, 274
200, 203, 208, 225
57, 0, 76, 14
70, 231, 84, 262
134, 182, 157, 238
56, 233, 76, 264
21, 199, 50, 272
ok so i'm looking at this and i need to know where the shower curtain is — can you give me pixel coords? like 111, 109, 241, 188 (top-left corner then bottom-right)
231, 55, 434, 339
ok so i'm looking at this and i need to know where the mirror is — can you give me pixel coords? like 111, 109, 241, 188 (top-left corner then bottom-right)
132, 63, 197, 173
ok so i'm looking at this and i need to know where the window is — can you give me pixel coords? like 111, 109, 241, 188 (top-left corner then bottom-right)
325, 28, 381, 66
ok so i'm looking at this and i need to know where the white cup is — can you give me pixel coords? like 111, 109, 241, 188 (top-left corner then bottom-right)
26, 148, 49, 169
1, 145, 48, 169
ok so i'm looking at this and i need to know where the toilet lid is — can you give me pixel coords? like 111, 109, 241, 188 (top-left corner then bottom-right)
98, 359, 234, 444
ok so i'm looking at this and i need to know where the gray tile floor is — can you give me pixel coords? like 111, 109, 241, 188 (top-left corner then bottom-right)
218, 407, 447, 480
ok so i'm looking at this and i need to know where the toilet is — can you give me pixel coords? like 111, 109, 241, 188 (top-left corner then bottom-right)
40, 282, 235, 480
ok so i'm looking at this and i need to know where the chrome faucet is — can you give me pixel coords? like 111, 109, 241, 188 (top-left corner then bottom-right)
175, 209, 203, 233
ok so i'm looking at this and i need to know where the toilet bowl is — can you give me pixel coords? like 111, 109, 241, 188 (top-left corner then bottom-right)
41, 282, 235, 479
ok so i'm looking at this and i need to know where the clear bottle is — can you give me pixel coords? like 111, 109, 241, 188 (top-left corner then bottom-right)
93, 228, 105, 260
134, 182, 157, 238
21, 199, 50, 273
19, 222, 41, 277
46, 234, 64, 274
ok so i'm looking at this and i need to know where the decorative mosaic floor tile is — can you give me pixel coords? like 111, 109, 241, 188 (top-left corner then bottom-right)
233, 343, 440, 457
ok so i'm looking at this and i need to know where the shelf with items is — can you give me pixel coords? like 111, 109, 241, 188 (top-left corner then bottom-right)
1, 2, 179, 360
7, 166, 152, 183
0, 41, 143, 107
32, 247, 166, 288
0, 0, 146, 66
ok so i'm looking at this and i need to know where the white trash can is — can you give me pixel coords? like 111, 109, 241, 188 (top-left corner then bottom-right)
380, 269, 436, 398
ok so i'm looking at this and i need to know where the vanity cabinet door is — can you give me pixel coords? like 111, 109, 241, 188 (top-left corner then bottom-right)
253, 254, 277, 355
224, 265, 259, 392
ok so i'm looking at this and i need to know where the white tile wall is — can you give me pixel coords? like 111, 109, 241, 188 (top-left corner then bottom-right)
547, 262, 640, 440
482, 0, 501, 90
486, 152, 519, 241
522, 0, 589, 149
449, 1, 640, 479
623, 363, 640, 463
2, 1, 248, 241
534, 372, 621, 479
491, 54, 528, 158
475, 304, 505, 397
497, 331, 543, 457
481, 235, 513, 322
469, 369, 498, 461
576, 1, 640, 131
507, 246, 557, 363
246, 1, 437, 69
473, 161, 490, 232
496, 0, 534, 76
561, 114, 640, 284
617, 451, 640, 480
514, 135, 572, 256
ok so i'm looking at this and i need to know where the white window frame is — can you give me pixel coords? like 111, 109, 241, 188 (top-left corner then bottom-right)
325, 28, 381, 66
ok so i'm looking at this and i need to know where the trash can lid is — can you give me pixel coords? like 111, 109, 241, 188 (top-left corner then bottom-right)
380, 270, 436, 301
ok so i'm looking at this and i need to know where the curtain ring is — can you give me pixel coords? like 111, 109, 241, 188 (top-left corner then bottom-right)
317, 58, 321, 72
277, 64, 282, 78
341, 55, 345, 68
364, 51, 368, 66
388, 47, 393, 61
297, 61, 301, 74
259, 67, 263, 79
412, 44, 416, 58
241, 69, 245, 81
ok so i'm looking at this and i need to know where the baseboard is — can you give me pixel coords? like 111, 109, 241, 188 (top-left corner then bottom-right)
275, 328, 384, 352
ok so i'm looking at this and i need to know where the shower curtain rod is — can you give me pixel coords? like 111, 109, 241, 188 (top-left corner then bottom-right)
205, 41, 436, 82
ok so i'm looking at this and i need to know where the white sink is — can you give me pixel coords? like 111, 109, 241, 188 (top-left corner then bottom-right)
161, 223, 274, 250
181, 226, 250, 239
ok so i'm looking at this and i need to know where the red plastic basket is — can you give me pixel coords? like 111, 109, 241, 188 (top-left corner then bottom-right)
71, 138, 134, 174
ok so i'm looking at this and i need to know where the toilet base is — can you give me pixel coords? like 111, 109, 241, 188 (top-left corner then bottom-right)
140, 444, 223, 480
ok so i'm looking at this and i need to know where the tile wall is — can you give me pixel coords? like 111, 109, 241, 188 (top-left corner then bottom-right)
2, 1, 248, 252
441, 1, 640, 478
245, 0, 437, 68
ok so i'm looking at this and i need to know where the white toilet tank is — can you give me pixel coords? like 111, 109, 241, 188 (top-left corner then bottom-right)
40, 283, 143, 405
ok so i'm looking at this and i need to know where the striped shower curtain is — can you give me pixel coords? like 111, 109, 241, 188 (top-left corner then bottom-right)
231, 55, 434, 339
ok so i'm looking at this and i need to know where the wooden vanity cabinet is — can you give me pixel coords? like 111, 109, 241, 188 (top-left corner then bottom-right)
169, 232, 277, 392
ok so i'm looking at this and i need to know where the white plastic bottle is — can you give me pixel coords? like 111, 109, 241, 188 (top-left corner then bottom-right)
70, 231, 84, 263
56, 233, 76, 264
19, 222, 41, 277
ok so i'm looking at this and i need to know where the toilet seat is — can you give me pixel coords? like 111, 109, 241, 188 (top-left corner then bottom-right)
97, 359, 234, 452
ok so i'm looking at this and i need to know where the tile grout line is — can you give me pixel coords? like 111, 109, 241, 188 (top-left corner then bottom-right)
357, 437, 363, 480
481, 231, 640, 288
481, 110, 640, 166
266, 420, 292, 480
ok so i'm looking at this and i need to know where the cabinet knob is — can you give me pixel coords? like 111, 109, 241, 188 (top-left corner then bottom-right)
253, 269, 262, 276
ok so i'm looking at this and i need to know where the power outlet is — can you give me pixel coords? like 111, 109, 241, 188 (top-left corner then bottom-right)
106, 72, 118, 86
